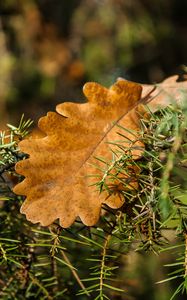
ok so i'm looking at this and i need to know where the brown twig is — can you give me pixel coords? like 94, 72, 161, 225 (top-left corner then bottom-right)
49, 224, 90, 296
60, 250, 90, 297
99, 233, 111, 298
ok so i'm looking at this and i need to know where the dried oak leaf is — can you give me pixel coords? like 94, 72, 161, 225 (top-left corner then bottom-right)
142, 75, 187, 110
118, 75, 187, 110
13, 80, 144, 227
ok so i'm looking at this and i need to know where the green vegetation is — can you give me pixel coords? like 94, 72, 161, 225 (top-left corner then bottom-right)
0, 101, 186, 299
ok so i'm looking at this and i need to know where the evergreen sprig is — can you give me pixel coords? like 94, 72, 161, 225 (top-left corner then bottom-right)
0, 103, 187, 299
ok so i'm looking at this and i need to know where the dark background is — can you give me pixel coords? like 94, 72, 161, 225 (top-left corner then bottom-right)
0, 0, 186, 126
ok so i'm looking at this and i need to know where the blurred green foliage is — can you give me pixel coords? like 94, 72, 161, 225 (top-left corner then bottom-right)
0, 0, 187, 123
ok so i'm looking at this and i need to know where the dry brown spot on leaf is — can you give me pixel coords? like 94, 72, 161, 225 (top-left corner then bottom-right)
13, 80, 144, 228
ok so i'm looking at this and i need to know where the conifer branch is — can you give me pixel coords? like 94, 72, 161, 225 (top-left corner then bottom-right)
60, 250, 90, 297
99, 233, 111, 299
185, 233, 187, 277
1, 102, 187, 299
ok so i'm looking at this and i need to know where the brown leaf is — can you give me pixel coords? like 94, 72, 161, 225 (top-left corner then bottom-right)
142, 75, 187, 111
118, 75, 187, 111
13, 80, 144, 227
